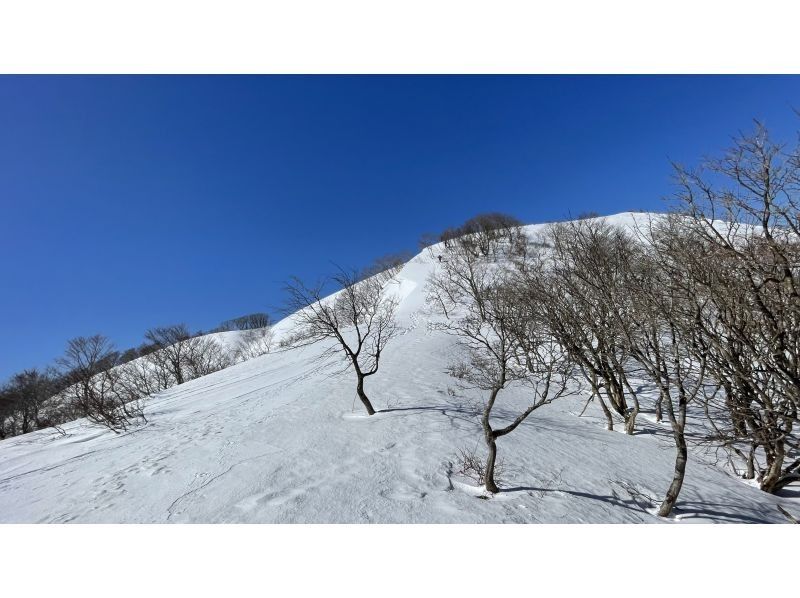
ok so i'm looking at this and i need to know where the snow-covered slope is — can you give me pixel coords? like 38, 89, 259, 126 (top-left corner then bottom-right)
0, 213, 794, 523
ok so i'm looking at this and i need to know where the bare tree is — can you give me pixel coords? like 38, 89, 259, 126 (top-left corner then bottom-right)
616, 217, 712, 516
4, 369, 57, 433
667, 122, 800, 493
56, 335, 144, 432
539, 219, 641, 434
282, 260, 401, 415
429, 232, 571, 493
57, 335, 118, 418
0, 386, 15, 438
143, 324, 231, 386
143, 325, 194, 385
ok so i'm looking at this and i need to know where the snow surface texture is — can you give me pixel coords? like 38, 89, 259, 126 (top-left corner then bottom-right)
1, 213, 796, 523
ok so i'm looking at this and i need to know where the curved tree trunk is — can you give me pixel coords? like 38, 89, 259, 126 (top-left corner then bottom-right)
745, 444, 756, 480
356, 374, 376, 416
484, 438, 500, 494
598, 394, 614, 431
658, 430, 688, 517
482, 385, 503, 493
760, 442, 785, 493
624, 407, 639, 435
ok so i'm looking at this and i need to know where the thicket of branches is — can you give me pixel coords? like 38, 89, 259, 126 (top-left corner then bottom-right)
424, 122, 799, 516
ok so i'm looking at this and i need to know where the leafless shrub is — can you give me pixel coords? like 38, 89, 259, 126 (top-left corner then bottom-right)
455, 444, 505, 486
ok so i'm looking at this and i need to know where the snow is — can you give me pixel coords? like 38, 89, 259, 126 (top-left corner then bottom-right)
0, 212, 796, 523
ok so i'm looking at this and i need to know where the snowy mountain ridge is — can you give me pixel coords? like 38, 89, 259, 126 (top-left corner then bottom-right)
0, 212, 795, 523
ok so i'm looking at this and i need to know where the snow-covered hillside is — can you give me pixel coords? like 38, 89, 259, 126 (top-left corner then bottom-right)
0, 213, 796, 523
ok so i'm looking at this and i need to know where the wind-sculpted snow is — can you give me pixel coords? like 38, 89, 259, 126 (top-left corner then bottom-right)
0, 213, 795, 523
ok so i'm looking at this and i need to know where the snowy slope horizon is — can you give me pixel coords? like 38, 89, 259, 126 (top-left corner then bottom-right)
1, 211, 797, 523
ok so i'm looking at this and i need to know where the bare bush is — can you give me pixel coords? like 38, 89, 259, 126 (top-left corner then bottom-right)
455, 444, 505, 486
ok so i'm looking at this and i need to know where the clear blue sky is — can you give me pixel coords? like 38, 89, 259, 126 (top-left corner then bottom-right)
1, 75, 798, 380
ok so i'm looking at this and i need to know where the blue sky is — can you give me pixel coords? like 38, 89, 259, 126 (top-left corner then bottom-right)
1, 75, 799, 379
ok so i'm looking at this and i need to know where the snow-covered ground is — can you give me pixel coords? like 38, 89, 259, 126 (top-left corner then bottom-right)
0, 213, 796, 523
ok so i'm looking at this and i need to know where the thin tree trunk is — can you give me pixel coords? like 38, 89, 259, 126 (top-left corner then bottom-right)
356, 375, 376, 416
760, 442, 785, 493
482, 385, 502, 493
658, 430, 688, 517
624, 406, 639, 435
622, 375, 640, 435
485, 438, 500, 494
745, 444, 756, 480
598, 394, 614, 431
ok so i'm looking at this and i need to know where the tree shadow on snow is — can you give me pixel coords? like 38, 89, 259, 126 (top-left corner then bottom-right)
498, 486, 774, 523
377, 403, 480, 428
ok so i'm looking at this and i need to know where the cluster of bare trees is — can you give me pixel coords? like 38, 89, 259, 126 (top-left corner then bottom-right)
420, 212, 525, 259
217, 312, 272, 332
665, 123, 800, 495
426, 124, 799, 516
1, 320, 248, 436
3, 119, 796, 521
46, 326, 232, 433
0, 368, 60, 438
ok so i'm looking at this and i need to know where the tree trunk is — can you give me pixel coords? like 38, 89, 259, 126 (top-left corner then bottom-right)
481, 385, 503, 493
624, 407, 638, 435
760, 441, 785, 493
356, 375, 376, 416
485, 438, 500, 493
658, 430, 688, 517
744, 444, 756, 480
598, 395, 614, 431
